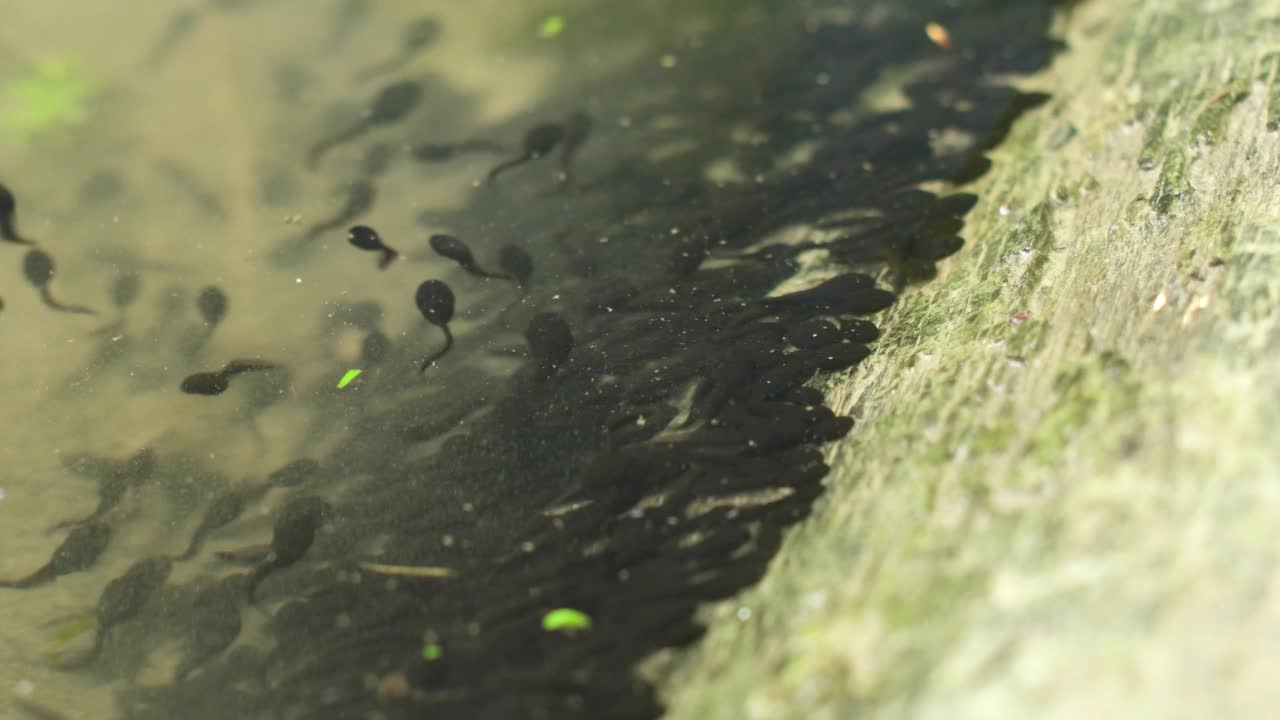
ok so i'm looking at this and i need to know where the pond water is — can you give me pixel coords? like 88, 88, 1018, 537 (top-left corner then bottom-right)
0, 1, 1066, 718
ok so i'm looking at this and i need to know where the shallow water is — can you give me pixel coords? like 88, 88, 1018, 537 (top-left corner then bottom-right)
1, 1, 1065, 718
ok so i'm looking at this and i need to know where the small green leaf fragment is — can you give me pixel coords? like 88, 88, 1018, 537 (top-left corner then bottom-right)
52, 613, 96, 647
538, 15, 565, 38
422, 642, 443, 661
542, 608, 592, 633
337, 369, 363, 389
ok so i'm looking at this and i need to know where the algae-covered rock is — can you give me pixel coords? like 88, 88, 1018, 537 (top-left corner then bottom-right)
660, 1, 1280, 718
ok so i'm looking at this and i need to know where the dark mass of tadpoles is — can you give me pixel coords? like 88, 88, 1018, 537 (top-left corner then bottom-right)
0, 2, 1065, 718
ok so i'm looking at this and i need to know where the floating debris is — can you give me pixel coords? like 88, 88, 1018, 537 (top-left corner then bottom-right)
337, 368, 363, 389
538, 15, 565, 39
542, 608, 592, 634
360, 562, 455, 579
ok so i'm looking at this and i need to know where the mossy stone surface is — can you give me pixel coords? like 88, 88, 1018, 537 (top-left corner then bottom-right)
658, 1, 1280, 717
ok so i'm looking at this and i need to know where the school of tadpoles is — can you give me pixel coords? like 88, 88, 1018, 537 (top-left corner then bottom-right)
0, 2, 1065, 718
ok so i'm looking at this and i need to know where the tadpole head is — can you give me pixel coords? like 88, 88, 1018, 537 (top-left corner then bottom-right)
415, 279, 455, 326
404, 17, 441, 50
111, 272, 142, 310
428, 234, 474, 266
370, 81, 422, 125
524, 312, 573, 369
22, 249, 54, 288
524, 124, 565, 157
348, 225, 383, 251
412, 144, 454, 163
196, 286, 229, 326
497, 245, 533, 286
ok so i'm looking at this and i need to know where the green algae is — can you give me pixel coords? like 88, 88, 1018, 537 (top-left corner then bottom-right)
1, 57, 96, 145
659, 1, 1280, 718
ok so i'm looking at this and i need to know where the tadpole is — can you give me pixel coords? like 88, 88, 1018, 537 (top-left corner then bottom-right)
412, 140, 505, 164
180, 359, 281, 396
415, 280, 455, 371
428, 233, 505, 279
354, 17, 440, 82
524, 312, 573, 377
485, 123, 565, 183
307, 81, 422, 169
197, 285, 229, 327
61, 556, 172, 669
177, 486, 269, 560
246, 496, 332, 603
348, 225, 399, 269
497, 245, 533, 287
557, 111, 592, 183
50, 447, 156, 531
22, 250, 96, 315
0, 181, 35, 244
0, 522, 112, 589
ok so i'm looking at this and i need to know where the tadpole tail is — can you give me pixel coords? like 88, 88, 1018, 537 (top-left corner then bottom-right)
354, 55, 407, 84
215, 544, 272, 565
47, 515, 89, 534
460, 261, 508, 281
300, 215, 346, 244
484, 153, 530, 184
12, 697, 72, 720
1, 217, 34, 244
419, 325, 454, 373
246, 560, 277, 604
176, 536, 202, 562
88, 318, 126, 338
41, 288, 96, 316
460, 140, 507, 154
224, 359, 281, 377
58, 628, 104, 670
306, 121, 367, 170
376, 248, 399, 270
2, 563, 54, 590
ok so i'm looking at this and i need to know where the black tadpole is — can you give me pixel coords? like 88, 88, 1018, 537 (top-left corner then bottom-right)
177, 486, 268, 560
180, 359, 281, 395
354, 17, 440, 82
497, 245, 533, 287
524, 312, 573, 377
266, 458, 322, 488
141, 8, 202, 67
415, 280, 455, 371
196, 285, 229, 327
111, 272, 142, 311
62, 556, 172, 669
485, 123, 565, 183
558, 111, 592, 183
91, 271, 142, 337
732, 273, 896, 328
412, 140, 505, 164
347, 225, 398, 269
361, 330, 391, 365
303, 181, 376, 243
22, 249, 95, 315
272, 182, 377, 266
173, 574, 245, 681
785, 318, 842, 350
51, 447, 156, 531
246, 496, 332, 603
307, 81, 422, 169
0, 181, 35, 244
428, 233, 506, 280
0, 522, 112, 589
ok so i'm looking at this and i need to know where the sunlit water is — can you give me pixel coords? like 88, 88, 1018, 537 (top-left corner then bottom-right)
0, 1, 1064, 718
